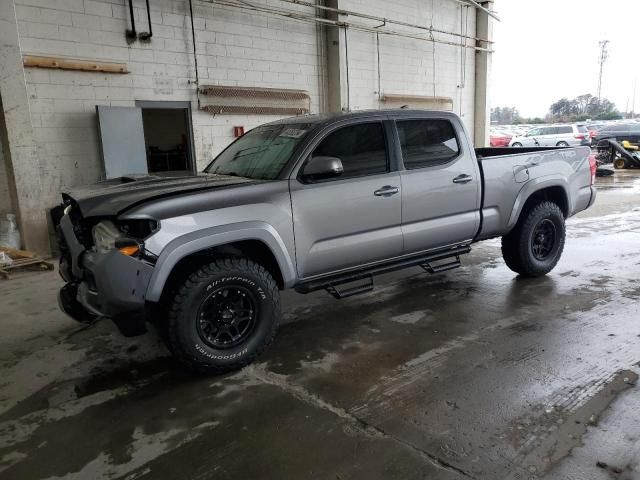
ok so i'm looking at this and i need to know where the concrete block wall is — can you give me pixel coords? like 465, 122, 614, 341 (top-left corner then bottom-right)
342, 0, 476, 134
14, 0, 324, 209
6, 0, 480, 245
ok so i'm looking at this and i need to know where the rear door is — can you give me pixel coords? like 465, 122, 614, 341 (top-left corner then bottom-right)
290, 121, 403, 279
394, 117, 481, 253
540, 127, 557, 146
556, 125, 573, 145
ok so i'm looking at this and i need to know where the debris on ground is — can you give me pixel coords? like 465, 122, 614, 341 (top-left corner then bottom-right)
0, 246, 53, 279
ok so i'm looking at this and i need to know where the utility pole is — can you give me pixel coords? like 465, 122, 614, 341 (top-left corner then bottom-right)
597, 40, 609, 100
632, 78, 637, 118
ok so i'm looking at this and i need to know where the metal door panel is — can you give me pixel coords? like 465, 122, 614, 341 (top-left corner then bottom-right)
96, 106, 148, 178
400, 159, 480, 253
291, 172, 403, 278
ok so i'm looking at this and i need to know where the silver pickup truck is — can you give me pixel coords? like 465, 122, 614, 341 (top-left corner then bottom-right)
56, 110, 597, 373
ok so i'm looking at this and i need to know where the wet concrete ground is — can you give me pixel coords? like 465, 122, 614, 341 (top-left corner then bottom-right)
1, 171, 640, 479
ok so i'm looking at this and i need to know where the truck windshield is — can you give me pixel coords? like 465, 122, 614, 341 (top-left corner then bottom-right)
205, 124, 311, 180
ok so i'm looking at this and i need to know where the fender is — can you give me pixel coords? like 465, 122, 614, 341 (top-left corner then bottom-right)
506, 176, 570, 231
145, 221, 297, 302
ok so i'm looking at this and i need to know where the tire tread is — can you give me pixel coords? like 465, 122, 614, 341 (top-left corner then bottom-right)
501, 201, 565, 277
167, 257, 280, 374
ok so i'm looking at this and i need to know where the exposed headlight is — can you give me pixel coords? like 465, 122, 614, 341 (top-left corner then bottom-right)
92, 221, 120, 254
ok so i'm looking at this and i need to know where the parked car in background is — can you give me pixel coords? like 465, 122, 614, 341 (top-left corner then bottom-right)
586, 123, 607, 139
490, 129, 512, 147
510, 124, 591, 147
592, 123, 640, 145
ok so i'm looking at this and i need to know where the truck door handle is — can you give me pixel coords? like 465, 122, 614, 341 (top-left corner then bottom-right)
452, 174, 473, 184
374, 185, 399, 196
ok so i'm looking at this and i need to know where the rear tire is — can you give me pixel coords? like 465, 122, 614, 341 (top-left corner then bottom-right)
556, 141, 569, 147
614, 158, 627, 169
501, 201, 565, 277
167, 257, 280, 374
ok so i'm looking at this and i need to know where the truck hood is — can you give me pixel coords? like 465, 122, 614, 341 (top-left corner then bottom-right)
62, 174, 260, 218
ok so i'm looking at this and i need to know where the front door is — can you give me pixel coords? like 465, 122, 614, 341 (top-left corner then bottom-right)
395, 118, 481, 253
290, 121, 403, 279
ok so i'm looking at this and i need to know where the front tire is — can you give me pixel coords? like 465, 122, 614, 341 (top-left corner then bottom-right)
501, 201, 566, 277
512, 142, 523, 147
167, 257, 280, 374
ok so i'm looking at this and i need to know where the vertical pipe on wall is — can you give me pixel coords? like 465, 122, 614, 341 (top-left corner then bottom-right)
376, 32, 382, 103
188, 0, 201, 108
125, 0, 137, 43
138, 0, 153, 41
343, 25, 350, 111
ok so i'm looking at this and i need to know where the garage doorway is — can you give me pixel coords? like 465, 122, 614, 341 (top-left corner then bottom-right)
136, 100, 196, 175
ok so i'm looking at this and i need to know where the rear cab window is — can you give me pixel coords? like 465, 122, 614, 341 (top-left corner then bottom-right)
396, 119, 460, 170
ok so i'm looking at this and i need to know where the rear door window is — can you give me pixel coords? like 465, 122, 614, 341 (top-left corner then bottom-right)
312, 122, 388, 179
558, 126, 572, 134
396, 119, 461, 169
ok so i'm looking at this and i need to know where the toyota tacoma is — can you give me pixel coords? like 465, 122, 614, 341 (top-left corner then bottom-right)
55, 110, 597, 373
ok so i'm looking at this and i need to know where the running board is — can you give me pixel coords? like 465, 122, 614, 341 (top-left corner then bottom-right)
421, 256, 461, 274
326, 275, 374, 299
295, 245, 471, 298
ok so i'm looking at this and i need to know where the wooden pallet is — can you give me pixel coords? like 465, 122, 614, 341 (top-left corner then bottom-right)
0, 247, 54, 279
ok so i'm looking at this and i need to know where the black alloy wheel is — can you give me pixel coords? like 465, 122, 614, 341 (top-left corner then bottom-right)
197, 285, 258, 349
530, 219, 556, 261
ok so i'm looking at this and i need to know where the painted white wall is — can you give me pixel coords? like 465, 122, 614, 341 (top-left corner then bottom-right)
12, 0, 478, 211
340, 0, 476, 132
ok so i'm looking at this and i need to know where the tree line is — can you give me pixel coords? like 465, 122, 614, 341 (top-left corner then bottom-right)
491, 93, 623, 125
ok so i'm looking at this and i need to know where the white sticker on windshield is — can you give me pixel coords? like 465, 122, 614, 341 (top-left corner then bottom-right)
279, 128, 307, 139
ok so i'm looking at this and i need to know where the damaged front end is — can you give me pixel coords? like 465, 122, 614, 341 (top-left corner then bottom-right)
54, 198, 158, 337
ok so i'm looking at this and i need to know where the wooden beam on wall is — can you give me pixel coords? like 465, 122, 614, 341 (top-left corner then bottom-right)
22, 55, 128, 74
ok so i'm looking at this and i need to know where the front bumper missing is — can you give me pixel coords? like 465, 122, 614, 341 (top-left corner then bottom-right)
57, 213, 154, 336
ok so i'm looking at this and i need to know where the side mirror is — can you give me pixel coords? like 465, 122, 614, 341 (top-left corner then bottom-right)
302, 156, 344, 181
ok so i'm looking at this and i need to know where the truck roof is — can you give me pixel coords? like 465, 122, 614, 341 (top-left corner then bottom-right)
265, 109, 459, 127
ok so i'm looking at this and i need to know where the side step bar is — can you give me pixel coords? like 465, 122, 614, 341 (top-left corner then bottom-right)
421, 256, 461, 274
295, 245, 470, 299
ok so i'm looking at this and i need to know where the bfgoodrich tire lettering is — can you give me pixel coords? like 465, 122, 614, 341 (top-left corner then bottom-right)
501, 201, 566, 277
167, 257, 280, 374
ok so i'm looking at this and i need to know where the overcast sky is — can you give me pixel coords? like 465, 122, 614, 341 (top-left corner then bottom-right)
491, 0, 640, 118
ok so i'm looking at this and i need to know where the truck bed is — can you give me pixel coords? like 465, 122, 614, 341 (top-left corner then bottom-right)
475, 146, 567, 158
473, 145, 594, 241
